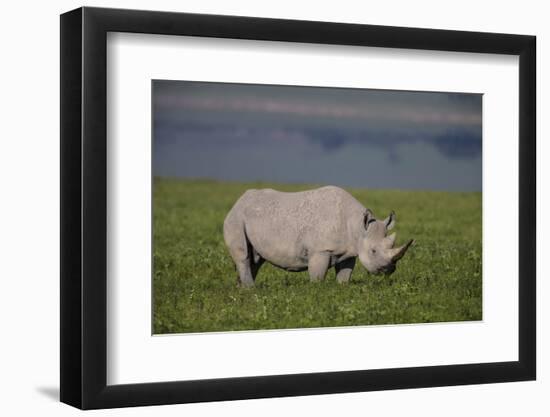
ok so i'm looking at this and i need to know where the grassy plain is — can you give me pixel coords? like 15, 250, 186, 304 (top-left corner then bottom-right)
153, 178, 482, 334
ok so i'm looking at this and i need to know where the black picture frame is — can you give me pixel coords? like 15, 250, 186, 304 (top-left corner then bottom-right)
60, 6, 536, 410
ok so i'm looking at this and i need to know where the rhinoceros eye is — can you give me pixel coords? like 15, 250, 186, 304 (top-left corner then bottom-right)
371, 249, 376, 254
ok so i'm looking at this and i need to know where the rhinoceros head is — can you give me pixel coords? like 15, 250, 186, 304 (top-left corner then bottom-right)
357, 209, 414, 275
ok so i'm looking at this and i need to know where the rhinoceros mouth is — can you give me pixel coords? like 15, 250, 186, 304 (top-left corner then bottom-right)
379, 263, 396, 275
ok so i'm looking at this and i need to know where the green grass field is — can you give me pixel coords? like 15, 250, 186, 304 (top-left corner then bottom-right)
153, 178, 482, 334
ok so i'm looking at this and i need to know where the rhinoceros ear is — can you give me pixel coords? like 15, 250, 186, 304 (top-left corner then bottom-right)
363, 209, 375, 230
384, 211, 396, 230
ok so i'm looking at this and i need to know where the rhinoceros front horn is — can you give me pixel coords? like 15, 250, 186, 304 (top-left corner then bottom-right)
390, 239, 414, 262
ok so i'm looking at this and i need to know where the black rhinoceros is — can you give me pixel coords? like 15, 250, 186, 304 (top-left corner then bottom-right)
223, 185, 414, 287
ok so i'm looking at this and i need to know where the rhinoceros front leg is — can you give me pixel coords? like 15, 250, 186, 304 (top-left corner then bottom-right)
335, 257, 356, 283
308, 252, 330, 282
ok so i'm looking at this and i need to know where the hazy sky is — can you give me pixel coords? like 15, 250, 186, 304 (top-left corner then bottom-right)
153, 80, 482, 191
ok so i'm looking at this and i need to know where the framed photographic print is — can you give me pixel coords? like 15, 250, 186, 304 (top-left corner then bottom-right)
60, 6, 536, 409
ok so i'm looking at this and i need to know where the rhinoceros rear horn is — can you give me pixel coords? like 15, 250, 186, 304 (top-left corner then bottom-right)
390, 239, 414, 262
384, 232, 397, 248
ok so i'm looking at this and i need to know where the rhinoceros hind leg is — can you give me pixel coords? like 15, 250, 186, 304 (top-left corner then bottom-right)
235, 260, 255, 287
224, 222, 255, 287
308, 252, 330, 282
250, 254, 265, 281
335, 257, 356, 283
